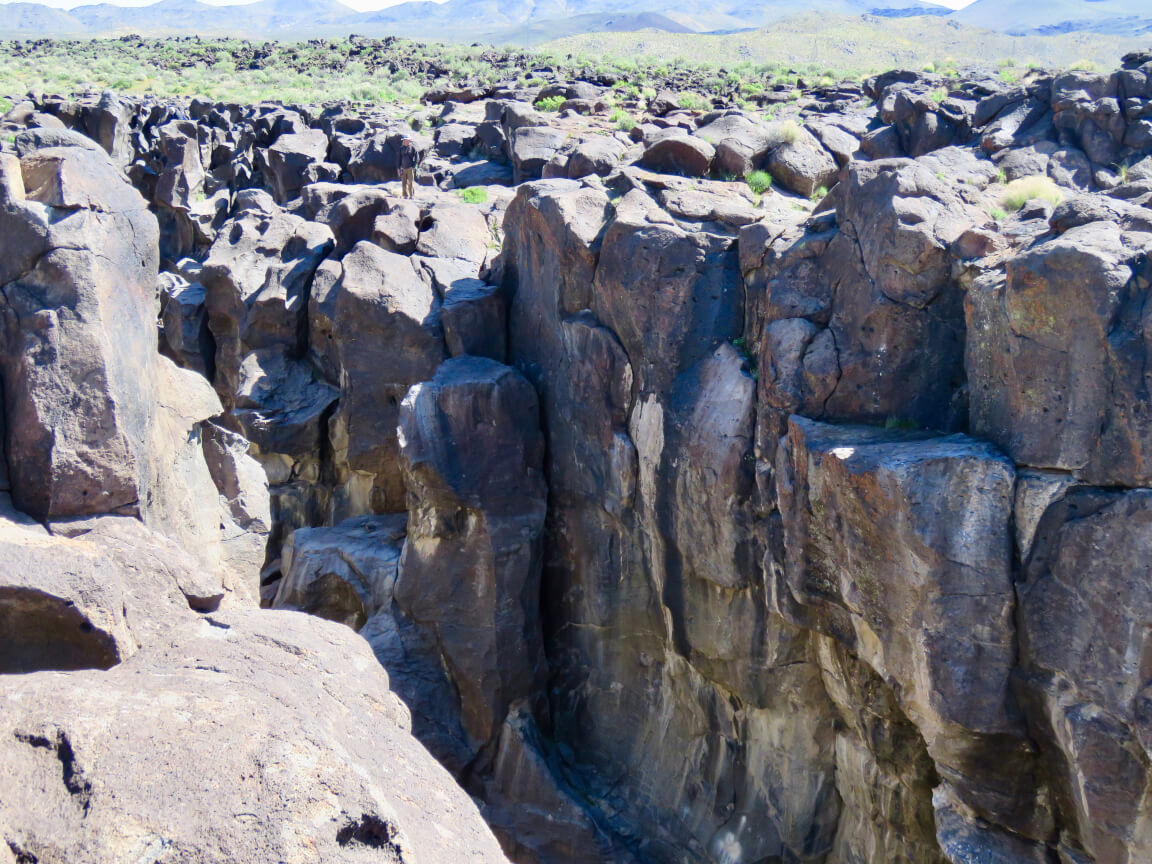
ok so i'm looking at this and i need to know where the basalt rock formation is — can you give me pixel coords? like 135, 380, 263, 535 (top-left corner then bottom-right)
3, 49, 1152, 864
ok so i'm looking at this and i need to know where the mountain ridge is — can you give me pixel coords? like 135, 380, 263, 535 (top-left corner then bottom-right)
3, 0, 1150, 41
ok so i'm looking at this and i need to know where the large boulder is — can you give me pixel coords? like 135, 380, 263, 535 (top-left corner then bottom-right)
0, 609, 512, 864
747, 156, 983, 463
393, 355, 548, 771
765, 128, 839, 197
265, 129, 329, 203
200, 191, 335, 411
638, 133, 715, 177
327, 241, 445, 517
0, 146, 159, 520
967, 219, 1152, 485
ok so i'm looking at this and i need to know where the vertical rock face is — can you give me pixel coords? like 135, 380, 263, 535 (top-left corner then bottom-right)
776, 418, 1046, 842
0, 146, 159, 520
1017, 488, 1152, 864
329, 240, 445, 517
394, 355, 548, 771
504, 178, 840, 864
967, 220, 1152, 484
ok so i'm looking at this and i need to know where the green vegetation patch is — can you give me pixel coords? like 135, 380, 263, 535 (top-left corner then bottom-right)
535, 94, 566, 112
745, 169, 773, 196
457, 186, 489, 204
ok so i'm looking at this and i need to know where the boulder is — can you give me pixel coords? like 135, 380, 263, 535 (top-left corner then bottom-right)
566, 135, 626, 179
265, 130, 329, 203
442, 281, 507, 361
0, 609, 512, 864
510, 125, 568, 184
328, 241, 445, 516
414, 201, 491, 267
766, 128, 839, 197
637, 133, 715, 177
158, 274, 212, 377
200, 192, 335, 408
967, 220, 1152, 485
394, 356, 548, 769
0, 146, 159, 520
274, 513, 407, 630
748, 157, 980, 452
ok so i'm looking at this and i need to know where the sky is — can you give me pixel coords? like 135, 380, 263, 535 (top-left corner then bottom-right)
3, 0, 980, 14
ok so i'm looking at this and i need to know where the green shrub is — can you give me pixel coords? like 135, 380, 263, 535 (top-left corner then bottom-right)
810, 185, 829, 202
535, 94, 566, 112
990, 208, 1008, 222
610, 108, 636, 132
677, 92, 705, 111
930, 87, 947, 103
457, 186, 489, 204
745, 169, 773, 196
1000, 175, 1062, 211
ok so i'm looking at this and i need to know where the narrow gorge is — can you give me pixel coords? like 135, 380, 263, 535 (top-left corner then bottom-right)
2, 47, 1152, 864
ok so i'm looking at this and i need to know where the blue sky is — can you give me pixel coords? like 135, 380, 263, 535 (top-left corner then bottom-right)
3, 0, 979, 14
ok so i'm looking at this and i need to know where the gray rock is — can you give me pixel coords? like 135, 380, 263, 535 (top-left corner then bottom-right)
395, 355, 547, 770
0, 609, 512, 864
0, 147, 159, 520
967, 220, 1152, 485
328, 241, 445, 516
638, 133, 715, 177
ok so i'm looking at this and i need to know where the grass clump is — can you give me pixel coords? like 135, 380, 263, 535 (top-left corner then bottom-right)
535, 94, 566, 112
767, 119, 801, 147
1000, 175, 1063, 211
745, 169, 773, 196
609, 107, 636, 131
677, 92, 706, 111
457, 187, 489, 204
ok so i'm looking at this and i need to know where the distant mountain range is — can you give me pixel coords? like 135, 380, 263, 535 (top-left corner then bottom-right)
0, 0, 1149, 42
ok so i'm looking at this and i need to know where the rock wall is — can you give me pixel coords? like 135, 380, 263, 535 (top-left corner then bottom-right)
0, 140, 512, 864
3, 49, 1152, 864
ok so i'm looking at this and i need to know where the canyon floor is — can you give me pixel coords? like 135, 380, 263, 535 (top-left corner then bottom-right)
1, 38, 1152, 864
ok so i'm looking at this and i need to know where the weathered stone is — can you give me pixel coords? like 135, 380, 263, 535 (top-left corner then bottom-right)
442, 281, 507, 361
158, 274, 212, 377
394, 356, 547, 770
0, 146, 159, 520
329, 241, 444, 516
414, 201, 491, 266
750, 157, 978, 455
0, 610, 512, 864
274, 513, 406, 630
200, 193, 335, 408
967, 220, 1152, 484
766, 129, 839, 197
777, 417, 1045, 837
638, 133, 715, 177
1016, 487, 1152, 864
510, 125, 568, 184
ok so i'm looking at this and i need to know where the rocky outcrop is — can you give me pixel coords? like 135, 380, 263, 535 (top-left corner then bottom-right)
0, 610, 511, 864
5, 47, 1152, 864
0, 136, 513, 864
